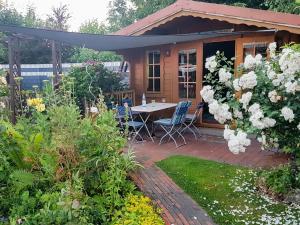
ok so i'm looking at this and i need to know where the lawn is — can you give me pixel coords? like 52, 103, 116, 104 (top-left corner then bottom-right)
157, 155, 300, 225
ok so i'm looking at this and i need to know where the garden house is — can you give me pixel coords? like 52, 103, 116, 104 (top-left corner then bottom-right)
115, 0, 300, 128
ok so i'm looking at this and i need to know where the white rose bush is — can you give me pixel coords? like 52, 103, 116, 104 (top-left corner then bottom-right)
201, 44, 300, 188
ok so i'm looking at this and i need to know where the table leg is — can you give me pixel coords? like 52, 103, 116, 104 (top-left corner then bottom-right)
139, 113, 154, 142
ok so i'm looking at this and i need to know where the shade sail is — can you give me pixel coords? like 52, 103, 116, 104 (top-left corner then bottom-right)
0, 25, 274, 51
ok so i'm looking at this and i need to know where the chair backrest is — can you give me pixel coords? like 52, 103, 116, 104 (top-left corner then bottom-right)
116, 105, 133, 121
171, 101, 191, 125
193, 102, 204, 120
122, 98, 133, 107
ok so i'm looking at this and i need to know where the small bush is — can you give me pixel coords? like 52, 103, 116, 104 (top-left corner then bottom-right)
257, 165, 300, 198
112, 194, 164, 225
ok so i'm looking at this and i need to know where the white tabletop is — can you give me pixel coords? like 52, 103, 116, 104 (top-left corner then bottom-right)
131, 102, 177, 113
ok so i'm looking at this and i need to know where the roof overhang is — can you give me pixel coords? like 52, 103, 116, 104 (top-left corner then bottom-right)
115, 0, 300, 36
127, 10, 300, 36
0, 25, 275, 52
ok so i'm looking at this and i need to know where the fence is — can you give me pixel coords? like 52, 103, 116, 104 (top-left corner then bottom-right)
0, 62, 127, 90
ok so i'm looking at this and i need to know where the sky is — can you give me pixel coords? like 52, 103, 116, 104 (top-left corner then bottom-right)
6, 0, 111, 31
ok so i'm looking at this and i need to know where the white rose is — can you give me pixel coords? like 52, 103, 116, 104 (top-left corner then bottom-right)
268, 90, 279, 103
233, 78, 241, 91
285, 81, 297, 94
239, 71, 257, 90
239, 92, 252, 109
268, 42, 277, 58
281, 107, 294, 122
200, 85, 215, 104
218, 68, 232, 83
205, 55, 217, 73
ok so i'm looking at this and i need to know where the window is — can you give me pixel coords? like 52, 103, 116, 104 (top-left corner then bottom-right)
178, 49, 197, 99
243, 42, 268, 60
147, 51, 160, 92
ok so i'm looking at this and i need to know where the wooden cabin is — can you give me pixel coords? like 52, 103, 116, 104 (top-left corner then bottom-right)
115, 0, 300, 128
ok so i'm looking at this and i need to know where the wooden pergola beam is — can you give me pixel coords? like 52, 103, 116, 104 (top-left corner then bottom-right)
8, 36, 21, 124
51, 40, 62, 87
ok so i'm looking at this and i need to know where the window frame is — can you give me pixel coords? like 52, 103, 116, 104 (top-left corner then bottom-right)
146, 50, 161, 93
178, 49, 197, 99
243, 42, 268, 60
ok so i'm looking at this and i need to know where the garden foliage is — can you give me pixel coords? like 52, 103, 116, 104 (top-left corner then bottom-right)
201, 43, 300, 192
0, 80, 162, 224
67, 62, 126, 111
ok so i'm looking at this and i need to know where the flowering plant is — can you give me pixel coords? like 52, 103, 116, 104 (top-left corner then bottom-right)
27, 97, 46, 112
201, 43, 300, 183
0, 71, 9, 119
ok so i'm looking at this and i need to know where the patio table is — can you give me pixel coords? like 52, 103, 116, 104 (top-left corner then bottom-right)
131, 102, 177, 142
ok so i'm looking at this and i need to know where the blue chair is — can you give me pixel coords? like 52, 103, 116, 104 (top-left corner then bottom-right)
122, 98, 133, 107
122, 98, 139, 116
182, 102, 204, 140
116, 105, 144, 142
154, 101, 191, 148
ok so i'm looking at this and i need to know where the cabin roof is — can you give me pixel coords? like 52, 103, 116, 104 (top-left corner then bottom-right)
115, 0, 300, 35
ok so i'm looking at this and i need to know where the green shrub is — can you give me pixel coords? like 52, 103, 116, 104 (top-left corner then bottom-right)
258, 165, 300, 197
67, 63, 125, 111
112, 194, 164, 225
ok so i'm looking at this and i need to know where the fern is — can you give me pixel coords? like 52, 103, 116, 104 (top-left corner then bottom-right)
10, 170, 35, 193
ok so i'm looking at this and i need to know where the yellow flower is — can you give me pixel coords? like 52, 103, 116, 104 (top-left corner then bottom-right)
27, 98, 34, 106
27, 98, 43, 107
35, 104, 45, 112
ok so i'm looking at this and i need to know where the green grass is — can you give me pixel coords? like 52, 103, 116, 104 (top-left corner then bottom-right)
157, 155, 300, 225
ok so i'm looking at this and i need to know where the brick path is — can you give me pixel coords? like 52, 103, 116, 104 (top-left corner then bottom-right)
128, 133, 289, 225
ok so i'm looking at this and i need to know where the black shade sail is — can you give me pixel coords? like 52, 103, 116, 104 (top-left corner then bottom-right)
0, 25, 274, 51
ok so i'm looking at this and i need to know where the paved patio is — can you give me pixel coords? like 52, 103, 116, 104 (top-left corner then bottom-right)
128, 130, 289, 225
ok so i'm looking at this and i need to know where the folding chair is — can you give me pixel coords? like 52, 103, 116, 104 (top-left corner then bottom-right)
154, 101, 191, 148
122, 98, 139, 116
116, 105, 144, 142
182, 102, 204, 140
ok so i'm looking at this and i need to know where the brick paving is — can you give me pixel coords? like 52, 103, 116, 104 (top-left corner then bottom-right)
128, 132, 289, 225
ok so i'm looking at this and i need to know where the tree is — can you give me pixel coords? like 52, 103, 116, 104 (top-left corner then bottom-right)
46, 4, 71, 31
107, 0, 135, 32
264, 0, 300, 14
23, 5, 45, 28
79, 19, 107, 34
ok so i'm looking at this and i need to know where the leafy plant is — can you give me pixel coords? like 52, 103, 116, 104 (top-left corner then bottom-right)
67, 62, 126, 111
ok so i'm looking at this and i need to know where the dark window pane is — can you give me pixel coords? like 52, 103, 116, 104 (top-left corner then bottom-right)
148, 78, 153, 91
188, 83, 196, 98
154, 52, 160, 64
148, 65, 153, 78
179, 71, 185, 82
154, 65, 160, 77
154, 79, 160, 92
148, 52, 154, 64
179, 83, 187, 98
188, 70, 196, 82
179, 53, 187, 65
256, 46, 268, 58
189, 52, 197, 65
